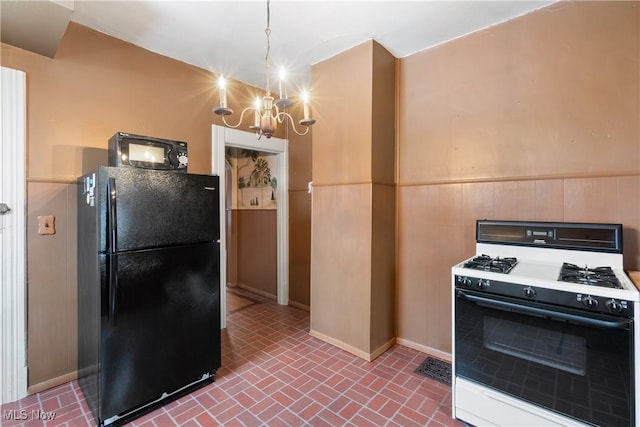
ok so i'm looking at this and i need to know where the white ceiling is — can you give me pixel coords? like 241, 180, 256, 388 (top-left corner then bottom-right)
17, 1, 558, 90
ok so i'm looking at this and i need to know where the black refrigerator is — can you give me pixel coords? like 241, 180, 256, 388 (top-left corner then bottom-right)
77, 166, 221, 426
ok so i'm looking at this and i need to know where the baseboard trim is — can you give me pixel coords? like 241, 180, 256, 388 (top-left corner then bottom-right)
288, 300, 310, 311
236, 283, 277, 300
309, 329, 396, 362
371, 337, 397, 360
396, 337, 452, 362
28, 371, 77, 395
310, 329, 372, 361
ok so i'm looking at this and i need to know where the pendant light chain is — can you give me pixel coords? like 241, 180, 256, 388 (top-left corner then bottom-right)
264, 0, 272, 96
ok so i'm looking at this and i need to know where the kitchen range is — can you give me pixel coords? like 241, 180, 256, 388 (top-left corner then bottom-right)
452, 220, 639, 427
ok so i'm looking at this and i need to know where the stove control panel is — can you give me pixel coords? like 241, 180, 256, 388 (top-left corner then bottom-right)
455, 275, 634, 318
581, 296, 599, 310
523, 287, 536, 299
606, 299, 624, 314
577, 294, 629, 314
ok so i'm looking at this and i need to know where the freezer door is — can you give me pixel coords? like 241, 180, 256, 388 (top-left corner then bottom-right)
100, 242, 221, 422
97, 167, 219, 252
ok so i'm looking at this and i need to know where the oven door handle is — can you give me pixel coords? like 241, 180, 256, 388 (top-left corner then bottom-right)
457, 290, 632, 330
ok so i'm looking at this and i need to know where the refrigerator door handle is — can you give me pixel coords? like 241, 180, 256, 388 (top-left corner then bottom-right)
107, 177, 118, 325
107, 177, 117, 253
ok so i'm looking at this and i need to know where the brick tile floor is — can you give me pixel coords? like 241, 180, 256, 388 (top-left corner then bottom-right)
1, 298, 465, 426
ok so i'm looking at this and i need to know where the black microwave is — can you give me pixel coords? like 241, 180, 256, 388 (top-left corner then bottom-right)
108, 132, 188, 173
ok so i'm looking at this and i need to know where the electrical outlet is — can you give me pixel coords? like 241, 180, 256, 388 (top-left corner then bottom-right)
37, 215, 56, 235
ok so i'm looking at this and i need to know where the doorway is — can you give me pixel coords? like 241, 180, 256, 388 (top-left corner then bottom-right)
212, 125, 289, 329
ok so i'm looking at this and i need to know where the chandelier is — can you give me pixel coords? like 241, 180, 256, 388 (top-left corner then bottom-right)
213, 0, 316, 139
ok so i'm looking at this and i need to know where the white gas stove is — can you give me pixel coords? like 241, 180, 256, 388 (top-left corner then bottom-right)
452, 220, 639, 427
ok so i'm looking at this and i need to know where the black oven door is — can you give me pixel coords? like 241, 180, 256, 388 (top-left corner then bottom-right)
455, 289, 634, 427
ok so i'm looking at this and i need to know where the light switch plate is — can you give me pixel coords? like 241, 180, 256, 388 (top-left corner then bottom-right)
37, 215, 56, 235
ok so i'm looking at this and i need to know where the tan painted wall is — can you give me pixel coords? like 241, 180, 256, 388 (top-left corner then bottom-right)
311, 42, 376, 354
311, 184, 373, 351
370, 184, 396, 350
0, 22, 288, 390
288, 126, 312, 309
370, 43, 397, 351
312, 42, 373, 185
235, 210, 277, 297
399, 2, 639, 184
310, 40, 396, 357
397, 1, 640, 355
25, 182, 78, 391
3, 25, 219, 181
371, 42, 396, 186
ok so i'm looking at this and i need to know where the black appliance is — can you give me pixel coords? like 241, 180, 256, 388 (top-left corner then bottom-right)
452, 220, 638, 427
108, 132, 188, 172
77, 166, 221, 426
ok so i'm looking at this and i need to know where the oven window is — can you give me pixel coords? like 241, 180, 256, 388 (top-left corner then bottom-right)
484, 316, 587, 376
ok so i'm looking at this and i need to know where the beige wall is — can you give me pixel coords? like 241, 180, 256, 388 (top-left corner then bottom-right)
310, 41, 396, 358
369, 42, 397, 351
4, 24, 219, 181
26, 182, 78, 391
288, 126, 312, 309
311, 43, 375, 354
397, 1, 640, 355
235, 210, 278, 297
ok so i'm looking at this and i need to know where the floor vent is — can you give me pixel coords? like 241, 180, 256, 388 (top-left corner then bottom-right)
415, 357, 451, 385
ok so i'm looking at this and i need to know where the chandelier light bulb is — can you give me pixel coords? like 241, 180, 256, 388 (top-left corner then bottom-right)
301, 90, 310, 119
278, 67, 287, 99
276, 66, 293, 109
299, 90, 316, 127
217, 75, 227, 107
217, 75, 226, 90
251, 96, 262, 130
213, 74, 233, 116
300, 90, 309, 104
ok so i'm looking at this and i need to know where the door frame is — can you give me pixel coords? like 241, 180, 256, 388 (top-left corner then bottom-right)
212, 125, 289, 329
1, 67, 28, 404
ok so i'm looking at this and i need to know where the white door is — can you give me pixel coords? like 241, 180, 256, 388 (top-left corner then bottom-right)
212, 125, 289, 329
0, 66, 28, 404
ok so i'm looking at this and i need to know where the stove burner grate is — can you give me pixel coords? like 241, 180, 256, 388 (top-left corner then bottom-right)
463, 254, 518, 274
559, 263, 622, 289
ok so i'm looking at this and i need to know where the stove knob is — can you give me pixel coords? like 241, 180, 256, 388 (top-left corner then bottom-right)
523, 287, 536, 299
476, 279, 490, 290
606, 299, 623, 314
460, 277, 472, 287
582, 296, 599, 310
